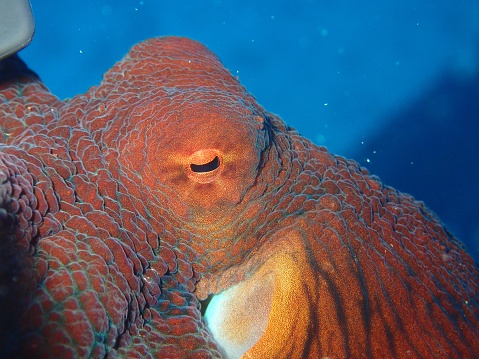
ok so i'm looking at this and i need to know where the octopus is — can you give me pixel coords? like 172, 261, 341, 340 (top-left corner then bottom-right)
0, 36, 478, 359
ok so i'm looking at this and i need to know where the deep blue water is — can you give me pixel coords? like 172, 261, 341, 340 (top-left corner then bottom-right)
20, 0, 479, 263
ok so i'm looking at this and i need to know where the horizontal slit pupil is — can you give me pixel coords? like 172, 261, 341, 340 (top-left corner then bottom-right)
190, 156, 220, 173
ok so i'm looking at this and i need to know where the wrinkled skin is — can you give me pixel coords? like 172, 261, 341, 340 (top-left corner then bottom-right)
0, 37, 478, 358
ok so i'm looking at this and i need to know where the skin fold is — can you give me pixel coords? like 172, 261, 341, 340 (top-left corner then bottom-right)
0, 36, 478, 358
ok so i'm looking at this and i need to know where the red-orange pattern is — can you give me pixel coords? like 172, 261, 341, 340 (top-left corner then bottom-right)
0, 37, 478, 358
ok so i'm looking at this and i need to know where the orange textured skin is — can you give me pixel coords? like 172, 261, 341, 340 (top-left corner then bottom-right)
0, 37, 478, 358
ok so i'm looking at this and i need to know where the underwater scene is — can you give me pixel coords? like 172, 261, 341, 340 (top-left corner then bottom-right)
2, 0, 478, 358
21, 0, 479, 262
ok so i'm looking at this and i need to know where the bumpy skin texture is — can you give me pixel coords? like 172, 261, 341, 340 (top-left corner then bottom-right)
0, 37, 478, 358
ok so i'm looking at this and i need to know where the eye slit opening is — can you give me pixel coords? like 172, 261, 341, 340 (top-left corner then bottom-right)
190, 156, 220, 173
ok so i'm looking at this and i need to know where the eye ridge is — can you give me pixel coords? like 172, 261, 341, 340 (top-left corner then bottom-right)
190, 156, 220, 173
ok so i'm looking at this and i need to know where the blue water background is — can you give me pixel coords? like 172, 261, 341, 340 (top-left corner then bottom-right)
21, 0, 479, 263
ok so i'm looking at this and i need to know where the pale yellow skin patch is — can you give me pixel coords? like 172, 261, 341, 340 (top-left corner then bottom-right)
204, 268, 275, 358
205, 231, 315, 358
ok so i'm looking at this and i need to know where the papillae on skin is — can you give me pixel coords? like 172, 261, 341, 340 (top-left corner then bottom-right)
0, 37, 478, 358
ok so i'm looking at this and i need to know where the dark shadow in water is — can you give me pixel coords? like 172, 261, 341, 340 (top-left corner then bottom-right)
349, 53, 479, 264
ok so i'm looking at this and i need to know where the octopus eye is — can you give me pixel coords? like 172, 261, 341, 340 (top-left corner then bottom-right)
186, 149, 223, 184
190, 156, 220, 173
